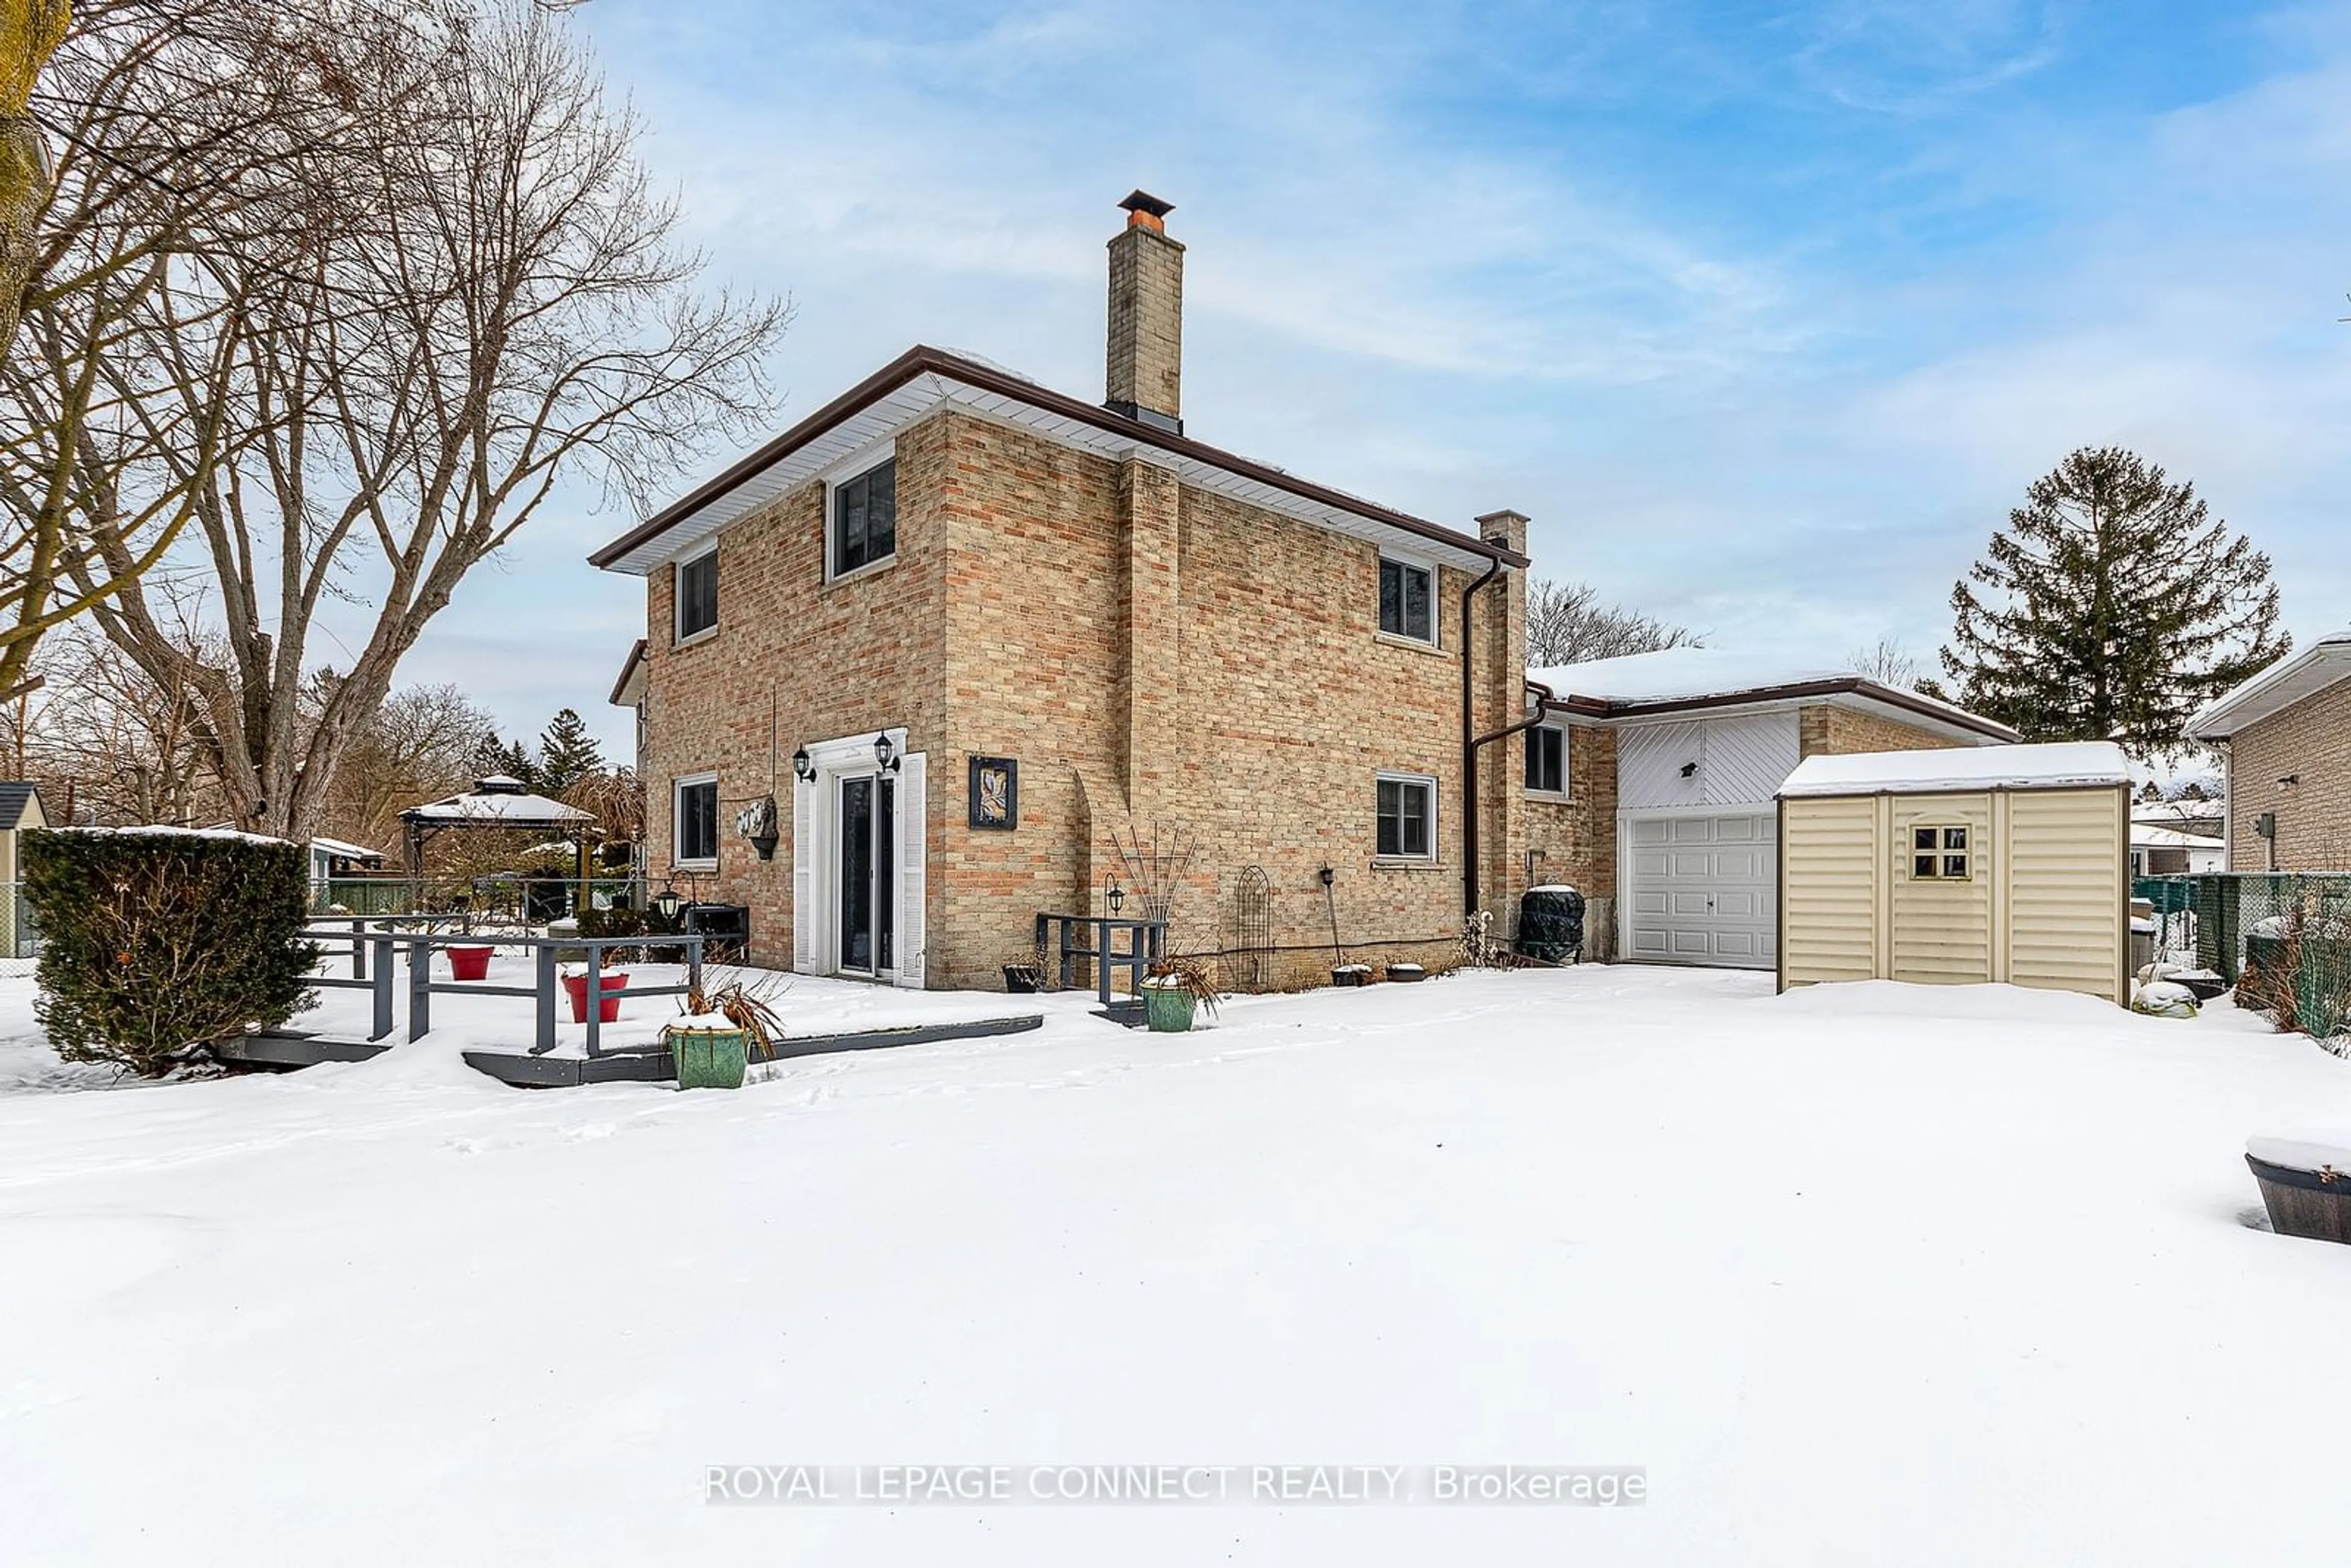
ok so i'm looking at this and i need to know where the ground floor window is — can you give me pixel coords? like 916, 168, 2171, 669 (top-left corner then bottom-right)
675, 774, 718, 866
1376, 773, 1437, 859
1525, 723, 1567, 794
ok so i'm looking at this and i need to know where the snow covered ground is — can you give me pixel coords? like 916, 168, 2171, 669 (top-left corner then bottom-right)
5, 965, 2350, 1564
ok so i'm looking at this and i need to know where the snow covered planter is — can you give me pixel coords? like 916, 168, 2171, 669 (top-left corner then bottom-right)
2245, 1136, 2351, 1245
666, 1015, 748, 1090
1141, 958, 1218, 1032
1384, 961, 1426, 983
20, 827, 317, 1078
561, 969, 629, 1023
1331, 963, 1371, 988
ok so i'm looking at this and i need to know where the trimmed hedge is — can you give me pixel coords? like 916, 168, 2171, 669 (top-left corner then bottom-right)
24, 828, 318, 1077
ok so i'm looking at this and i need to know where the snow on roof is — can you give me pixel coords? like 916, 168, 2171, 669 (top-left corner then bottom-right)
2129, 824, 2225, 850
2187, 628, 2351, 740
1779, 740, 2131, 798
1524, 647, 2005, 737
309, 836, 381, 859
400, 787, 593, 825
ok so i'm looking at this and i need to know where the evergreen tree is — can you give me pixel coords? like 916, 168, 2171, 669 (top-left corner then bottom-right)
536, 708, 604, 793
468, 727, 537, 789
1938, 446, 2288, 758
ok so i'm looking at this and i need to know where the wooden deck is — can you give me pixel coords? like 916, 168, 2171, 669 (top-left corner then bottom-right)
224, 1013, 1048, 1086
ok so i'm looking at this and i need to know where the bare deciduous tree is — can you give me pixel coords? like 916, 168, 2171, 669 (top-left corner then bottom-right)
16, 0, 787, 839
0, 0, 71, 358
313, 677, 493, 853
12, 621, 219, 825
1524, 577, 1699, 667
1847, 634, 1923, 688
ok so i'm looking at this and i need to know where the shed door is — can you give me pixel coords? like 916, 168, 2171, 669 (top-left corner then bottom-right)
1624, 810, 1777, 969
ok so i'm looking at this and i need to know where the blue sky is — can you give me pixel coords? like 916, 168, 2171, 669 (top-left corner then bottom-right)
397, 0, 2351, 755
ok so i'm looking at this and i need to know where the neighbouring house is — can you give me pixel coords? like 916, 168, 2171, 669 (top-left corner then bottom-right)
2128, 824, 2225, 879
1775, 741, 2132, 1005
2186, 629, 2351, 871
308, 836, 384, 888
1, 781, 48, 958
1515, 650, 2017, 969
2132, 795, 2225, 842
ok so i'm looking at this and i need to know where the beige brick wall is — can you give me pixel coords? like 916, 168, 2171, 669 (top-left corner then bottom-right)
2226, 677, 2351, 871
1799, 704, 1971, 759
642, 407, 1521, 989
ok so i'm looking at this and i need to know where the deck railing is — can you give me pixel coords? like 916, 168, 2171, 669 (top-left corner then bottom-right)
298, 917, 703, 1056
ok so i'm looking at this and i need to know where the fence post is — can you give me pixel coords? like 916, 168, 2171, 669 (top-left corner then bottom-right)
370, 937, 395, 1042
688, 934, 703, 998
584, 942, 602, 1058
535, 942, 558, 1055
407, 936, 432, 1042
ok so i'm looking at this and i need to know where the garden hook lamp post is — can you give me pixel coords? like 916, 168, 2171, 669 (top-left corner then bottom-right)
1104, 877, 1125, 916
654, 886, 683, 925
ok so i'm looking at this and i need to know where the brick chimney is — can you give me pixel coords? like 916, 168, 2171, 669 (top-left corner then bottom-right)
1105, 190, 1183, 433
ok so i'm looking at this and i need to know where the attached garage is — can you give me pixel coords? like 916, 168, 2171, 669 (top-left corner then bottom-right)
1616, 712, 1798, 970
1775, 741, 2131, 1005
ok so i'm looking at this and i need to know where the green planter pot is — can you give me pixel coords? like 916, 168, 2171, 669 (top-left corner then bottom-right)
669, 1025, 749, 1090
1142, 985, 1197, 1033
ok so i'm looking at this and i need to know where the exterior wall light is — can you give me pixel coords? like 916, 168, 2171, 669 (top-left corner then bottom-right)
1105, 877, 1126, 915
874, 733, 901, 774
791, 746, 814, 784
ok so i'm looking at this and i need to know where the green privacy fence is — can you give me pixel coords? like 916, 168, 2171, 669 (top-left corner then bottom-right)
311, 876, 642, 922
2143, 873, 2351, 1046
1, 881, 37, 964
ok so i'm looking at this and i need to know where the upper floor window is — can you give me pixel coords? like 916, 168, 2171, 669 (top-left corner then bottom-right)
1378, 556, 1433, 643
675, 774, 719, 866
831, 457, 897, 577
1910, 824, 1971, 881
1376, 772, 1436, 860
1525, 723, 1567, 795
675, 547, 718, 642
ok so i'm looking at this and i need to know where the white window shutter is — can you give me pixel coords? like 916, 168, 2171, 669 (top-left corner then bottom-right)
791, 776, 815, 973
896, 752, 926, 988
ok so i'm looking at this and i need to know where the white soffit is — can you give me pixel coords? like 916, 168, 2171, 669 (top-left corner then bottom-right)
603, 372, 1496, 576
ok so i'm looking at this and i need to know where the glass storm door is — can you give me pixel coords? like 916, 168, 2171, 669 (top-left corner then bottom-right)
836, 774, 896, 975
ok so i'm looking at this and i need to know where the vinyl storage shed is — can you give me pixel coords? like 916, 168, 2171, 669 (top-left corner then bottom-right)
1776, 741, 2132, 1005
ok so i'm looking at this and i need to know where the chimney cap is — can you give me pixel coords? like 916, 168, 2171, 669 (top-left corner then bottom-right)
1119, 189, 1176, 221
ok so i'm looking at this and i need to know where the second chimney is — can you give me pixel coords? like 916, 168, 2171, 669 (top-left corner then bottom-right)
1105, 190, 1183, 433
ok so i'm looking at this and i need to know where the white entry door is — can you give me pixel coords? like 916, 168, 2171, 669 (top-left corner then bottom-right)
1623, 810, 1777, 969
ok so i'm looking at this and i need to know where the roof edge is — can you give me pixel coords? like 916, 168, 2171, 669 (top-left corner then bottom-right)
588, 345, 1529, 573
2186, 633, 2351, 740
1531, 676, 2019, 743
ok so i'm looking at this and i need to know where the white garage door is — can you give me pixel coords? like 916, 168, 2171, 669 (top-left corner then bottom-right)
1624, 811, 1777, 969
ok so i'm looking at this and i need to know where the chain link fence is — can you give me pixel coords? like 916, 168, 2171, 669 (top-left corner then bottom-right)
1, 880, 38, 979
2140, 873, 2351, 1049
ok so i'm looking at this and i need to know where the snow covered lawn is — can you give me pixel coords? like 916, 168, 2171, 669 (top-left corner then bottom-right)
5, 966, 2350, 1564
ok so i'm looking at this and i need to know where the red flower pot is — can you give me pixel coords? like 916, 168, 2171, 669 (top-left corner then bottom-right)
448, 945, 493, 982
563, 970, 629, 1024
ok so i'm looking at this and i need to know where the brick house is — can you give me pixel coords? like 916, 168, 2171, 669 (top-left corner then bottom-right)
594, 193, 2015, 989
2188, 629, 2351, 871
594, 194, 1541, 989
1512, 650, 2014, 967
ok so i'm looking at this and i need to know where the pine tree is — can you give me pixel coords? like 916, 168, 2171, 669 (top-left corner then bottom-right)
536, 708, 605, 794
1938, 446, 2288, 758
468, 727, 538, 789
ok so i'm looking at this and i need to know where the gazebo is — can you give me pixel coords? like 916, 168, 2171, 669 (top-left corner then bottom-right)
398, 776, 598, 899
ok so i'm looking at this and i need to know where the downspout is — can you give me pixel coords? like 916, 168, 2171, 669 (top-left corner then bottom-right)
1458, 557, 1503, 917
1466, 677, 1558, 915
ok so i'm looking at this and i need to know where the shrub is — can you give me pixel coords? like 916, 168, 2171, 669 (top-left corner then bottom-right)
24, 828, 319, 1078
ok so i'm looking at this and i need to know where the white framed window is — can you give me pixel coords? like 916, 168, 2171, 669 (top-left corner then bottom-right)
829, 455, 898, 579
1524, 722, 1568, 795
1378, 554, 1435, 644
674, 773, 719, 868
1909, 824, 1971, 881
674, 546, 718, 643
1376, 771, 1438, 860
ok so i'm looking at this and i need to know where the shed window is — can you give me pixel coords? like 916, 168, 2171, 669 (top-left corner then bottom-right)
831, 457, 896, 576
1910, 825, 1971, 880
1378, 557, 1433, 643
1377, 773, 1436, 859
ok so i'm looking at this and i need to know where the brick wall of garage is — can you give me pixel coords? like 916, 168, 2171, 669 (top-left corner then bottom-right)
1798, 704, 1971, 758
